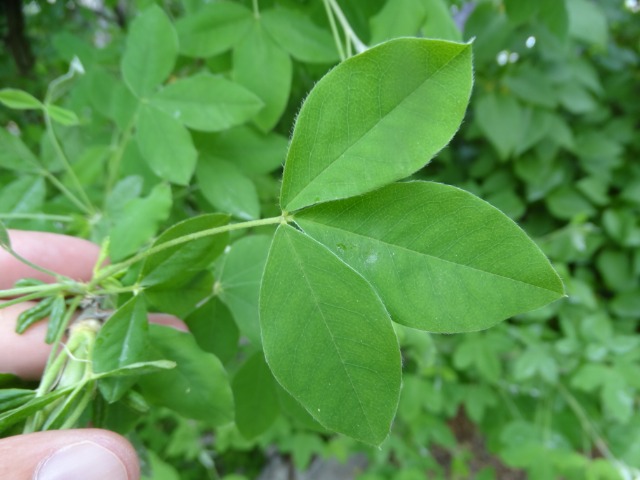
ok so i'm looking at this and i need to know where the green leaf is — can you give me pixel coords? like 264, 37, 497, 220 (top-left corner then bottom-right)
475, 92, 526, 161
369, 0, 427, 45
0, 128, 39, 172
121, 5, 178, 97
0, 389, 34, 412
504, 0, 538, 24
422, 0, 462, 41
260, 224, 401, 445
537, 0, 569, 42
46, 105, 80, 126
295, 182, 565, 333
233, 20, 292, 132
262, 7, 339, 63
138, 325, 234, 425
545, 185, 595, 220
504, 66, 557, 109
140, 213, 229, 287
176, 1, 253, 58
185, 297, 239, 364
92, 360, 176, 379
0, 89, 42, 110
611, 290, 640, 318
144, 271, 214, 318
567, 0, 608, 49
214, 234, 272, 345
196, 157, 260, 220
192, 127, 288, 175
150, 73, 263, 132
44, 295, 67, 344
232, 353, 279, 439
0, 387, 72, 433
108, 182, 173, 262
93, 296, 149, 403
136, 104, 198, 186
0, 176, 46, 223
16, 297, 55, 334
280, 38, 473, 212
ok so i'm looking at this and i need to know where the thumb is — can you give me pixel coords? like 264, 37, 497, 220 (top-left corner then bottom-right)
0, 429, 139, 480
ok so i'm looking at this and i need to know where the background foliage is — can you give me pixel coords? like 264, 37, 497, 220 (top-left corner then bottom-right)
1, 0, 639, 479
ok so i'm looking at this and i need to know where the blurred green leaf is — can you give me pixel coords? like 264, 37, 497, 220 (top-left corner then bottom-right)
185, 297, 238, 364
233, 19, 292, 131
150, 73, 263, 132
121, 5, 177, 98
176, 1, 252, 58
136, 104, 198, 186
108, 182, 173, 261
0, 89, 42, 110
232, 353, 279, 439
215, 234, 272, 345
196, 157, 260, 220
262, 7, 339, 63
46, 105, 80, 126
138, 325, 234, 425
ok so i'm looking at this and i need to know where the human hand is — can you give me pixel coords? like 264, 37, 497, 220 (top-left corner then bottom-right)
0, 230, 185, 480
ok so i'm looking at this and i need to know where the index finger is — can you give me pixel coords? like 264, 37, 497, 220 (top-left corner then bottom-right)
0, 230, 101, 290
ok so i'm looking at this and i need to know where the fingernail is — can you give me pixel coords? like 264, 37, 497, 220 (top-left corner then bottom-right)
35, 441, 128, 480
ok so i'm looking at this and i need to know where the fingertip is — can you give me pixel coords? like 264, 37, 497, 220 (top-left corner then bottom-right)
0, 230, 101, 290
148, 313, 189, 332
0, 429, 140, 480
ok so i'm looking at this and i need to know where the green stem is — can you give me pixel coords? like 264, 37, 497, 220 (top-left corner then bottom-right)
90, 215, 286, 288
327, 0, 367, 55
44, 113, 96, 215
58, 383, 95, 430
252, 0, 260, 18
323, 0, 346, 61
0, 213, 73, 222
39, 168, 91, 215
0, 287, 67, 309
556, 383, 617, 462
106, 106, 138, 196
36, 296, 83, 397
91, 285, 141, 296
0, 283, 68, 299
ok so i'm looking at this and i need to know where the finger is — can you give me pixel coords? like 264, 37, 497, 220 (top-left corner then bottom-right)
0, 230, 101, 290
0, 305, 188, 380
0, 429, 139, 480
148, 313, 189, 332
0, 303, 51, 380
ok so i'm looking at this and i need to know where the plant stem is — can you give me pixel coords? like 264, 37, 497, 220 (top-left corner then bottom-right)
106, 106, 138, 196
326, 0, 367, 54
323, 0, 346, 61
252, 0, 260, 18
556, 383, 617, 462
90, 215, 286, 288
0, 287, 67, 309
0, 283, 68, 299
44, 114, 96, 215
39, 168, 91, 215
36, 296, 83, 397
0, 213, 73, 222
